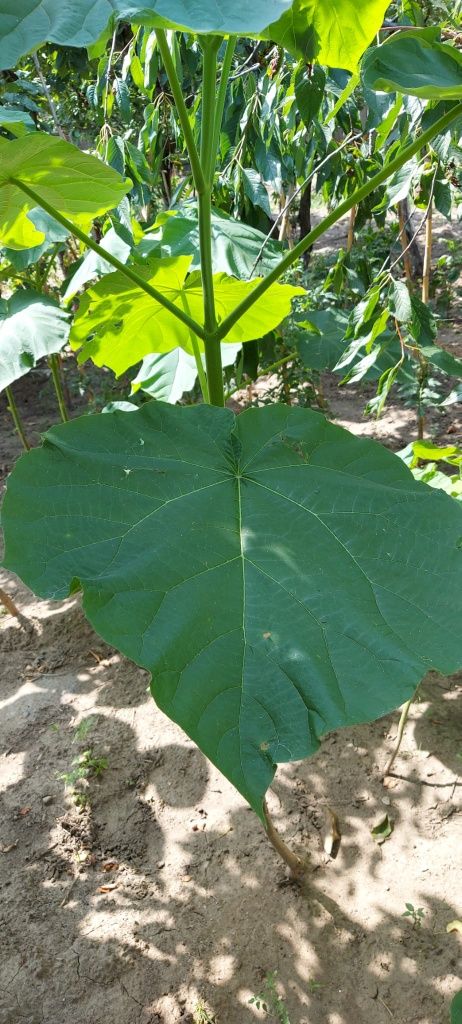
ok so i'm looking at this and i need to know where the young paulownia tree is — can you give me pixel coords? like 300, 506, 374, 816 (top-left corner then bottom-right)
1, 2, 462, 874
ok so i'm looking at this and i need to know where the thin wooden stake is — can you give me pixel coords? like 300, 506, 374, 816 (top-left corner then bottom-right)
347, 205, 357, 252
422, 198, 433, 305
398, 202, 413, 284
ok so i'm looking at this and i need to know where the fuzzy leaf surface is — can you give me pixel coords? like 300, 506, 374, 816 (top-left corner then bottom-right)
3, 403, 462, 815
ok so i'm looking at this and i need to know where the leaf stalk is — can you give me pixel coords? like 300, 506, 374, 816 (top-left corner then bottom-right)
9, 178, 207, 342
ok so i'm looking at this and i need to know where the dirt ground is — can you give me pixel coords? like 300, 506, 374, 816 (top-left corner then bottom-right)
1, 217, 461, 1024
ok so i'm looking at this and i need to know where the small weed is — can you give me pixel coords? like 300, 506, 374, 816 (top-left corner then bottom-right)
307, 979, 323, 993
58, 748, 108, 806
193, 1002, 216, 1024
73, 717, 96, 742
402, 903, 425, 928
249, 972, 292, 1023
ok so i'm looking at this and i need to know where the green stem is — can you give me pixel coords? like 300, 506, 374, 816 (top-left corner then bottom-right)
212, 101, 462, 344
10, 179, 207, 342
224, 352, 296, 400
49, 352, 69, 422
5, 386, 30, 450
155, 29, 206, 194
190, 334, 210, 404
35, 242, 60, 292
209, 36, 237, 182
199, 37, 224, 408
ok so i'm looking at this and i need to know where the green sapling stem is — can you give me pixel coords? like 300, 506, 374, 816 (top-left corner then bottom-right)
5, 386, 30, 450
48, 352, 69, 422
9, 179, 207, 342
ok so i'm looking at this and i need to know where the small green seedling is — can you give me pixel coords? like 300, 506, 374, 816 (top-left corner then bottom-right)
193, 1002, 216, 1024
59, 748, 108, 807
402, 903, 425, 928
249, 972, 292, 1024
307, 979, 323, 993
72, 717, 96, 742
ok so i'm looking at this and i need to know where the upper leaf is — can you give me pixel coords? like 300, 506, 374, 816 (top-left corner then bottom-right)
266, 0, 389, 71
3, 403, 462, 815
70, 255, 304, 375
0, 134, 130, 249
362, 31, 462, 100
0, 0, 388, 72
0, 290, 70, 391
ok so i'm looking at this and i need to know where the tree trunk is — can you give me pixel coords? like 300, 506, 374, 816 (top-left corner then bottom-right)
398, 198, 424, 278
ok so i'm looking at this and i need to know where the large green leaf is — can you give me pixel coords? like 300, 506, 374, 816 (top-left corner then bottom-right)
71, 255, 304, 375
294, 309, 350, 371
141, 207, 284, 278
3, 208, 69, 270
0, 105, 35, 136
3, 403, 462, 815
362, 32, 462, 100
132, 343, 241, 403
0, 0, 388, 73
266, 0, 389, 70
0, 134, 130, 249
0, 290, 70, 390
451, 991, 462, 1024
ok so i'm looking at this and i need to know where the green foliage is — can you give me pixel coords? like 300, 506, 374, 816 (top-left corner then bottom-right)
362, 31, 462, 99
70, 255, 304, 374
59, 747, 108, 806
132, 344, 241, 403
249, 971, 292, 1023
0, 0, 389, 72
2, 8, 462, 828
0, 134, 129, 249
150, 209, 285, 277
0, 290, 70, 391
193, 1003, 216, 1024
451, 991, 462, 1024
402, 903, 425, 927
4, 403, 462, 816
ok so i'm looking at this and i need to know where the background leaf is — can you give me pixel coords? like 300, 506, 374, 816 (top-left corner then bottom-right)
0, 290, 70, 390
144, 207, 284, 278
132, 343, 241, 403
451, 992, 462, 1024
362, 32, 462, 100
0, 0, 389, 73
0, 134, 130, 249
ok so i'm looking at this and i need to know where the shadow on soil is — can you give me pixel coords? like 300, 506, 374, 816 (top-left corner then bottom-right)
1, 586, 461, 1024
